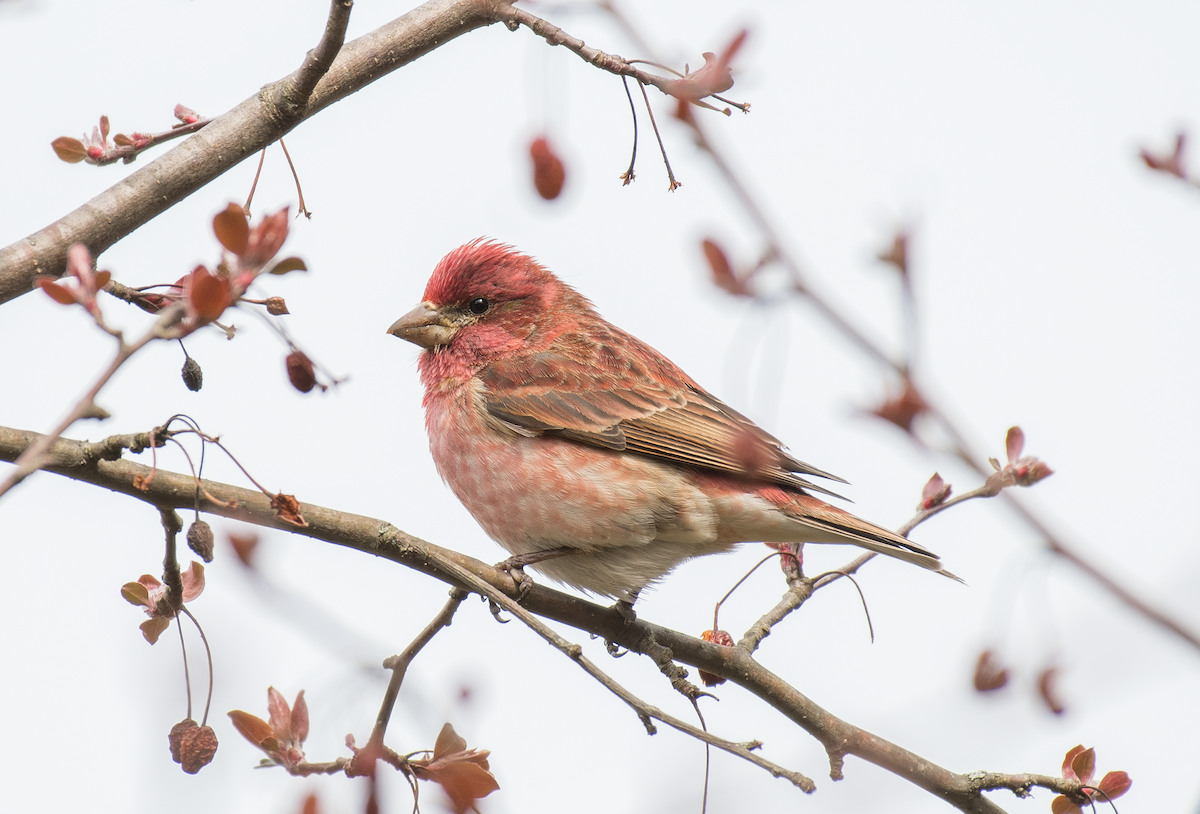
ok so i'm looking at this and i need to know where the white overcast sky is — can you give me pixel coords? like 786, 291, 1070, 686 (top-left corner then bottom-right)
1, 1, 1198, 813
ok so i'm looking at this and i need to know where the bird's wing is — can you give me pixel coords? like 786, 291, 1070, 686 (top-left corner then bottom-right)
479, 327, 848, 498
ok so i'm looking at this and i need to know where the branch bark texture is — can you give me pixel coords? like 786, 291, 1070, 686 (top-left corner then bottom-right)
0, 424, 1073, 813
0, 0, 498, 305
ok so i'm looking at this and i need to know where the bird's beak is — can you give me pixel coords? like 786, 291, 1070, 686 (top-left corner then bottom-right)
387, 302, 459, 348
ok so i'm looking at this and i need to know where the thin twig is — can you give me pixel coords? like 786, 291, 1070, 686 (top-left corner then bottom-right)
0, 304, 183, 499
244, 148, 267, 217
369, 588, 469, 747
278, 139, 311, 218
619, 76, 638, 185
637, 80, 679, 190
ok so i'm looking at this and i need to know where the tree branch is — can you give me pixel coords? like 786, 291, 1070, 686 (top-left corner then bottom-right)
0, 0, 497, 305
0, 423, 1075, 812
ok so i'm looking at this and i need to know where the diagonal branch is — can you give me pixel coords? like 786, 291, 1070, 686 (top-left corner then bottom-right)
0, 423, 1086, 812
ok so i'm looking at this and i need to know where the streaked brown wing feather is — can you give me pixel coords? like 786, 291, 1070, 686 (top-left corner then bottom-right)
480, 327, 847, 497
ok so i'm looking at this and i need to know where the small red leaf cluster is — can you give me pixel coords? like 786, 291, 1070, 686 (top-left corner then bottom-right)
121, 562, 205, 643
666, 30, 748, 105
529, 136, 566, 200
876, 229, 909, 278
228, 530, 260, 567
973, 649, 1067, 715
701, 238, 757, 297
868, 380, 927, 433
698, 629, 735, 686
985, 426, 1053, 494
229, 687, 309, 772
1139, 131, 1187, 179
1051, 746, 1131, 814
410, 723, 499, 814
126, 204, 304, 335
972, 649, 1010, 692
169, 718, 218, 774
34, 243, 110, 317
174, 104, 202, 125
919, 472, 952, 510
51, 113, 152, 165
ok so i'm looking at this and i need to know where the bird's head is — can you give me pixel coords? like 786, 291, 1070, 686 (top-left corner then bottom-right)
389, 239, 586, 372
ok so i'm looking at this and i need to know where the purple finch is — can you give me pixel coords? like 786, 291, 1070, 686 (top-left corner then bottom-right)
390, 240, 955, 601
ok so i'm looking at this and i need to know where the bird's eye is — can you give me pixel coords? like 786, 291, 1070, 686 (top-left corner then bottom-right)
468, 297, 489, 315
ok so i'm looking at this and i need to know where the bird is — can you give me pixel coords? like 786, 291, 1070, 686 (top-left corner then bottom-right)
389, 239, 955, 603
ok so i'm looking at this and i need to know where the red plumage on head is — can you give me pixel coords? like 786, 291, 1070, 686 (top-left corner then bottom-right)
423, 239, 560, 307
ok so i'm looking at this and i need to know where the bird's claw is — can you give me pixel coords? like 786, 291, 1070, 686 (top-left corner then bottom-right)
496, 557, 535, 601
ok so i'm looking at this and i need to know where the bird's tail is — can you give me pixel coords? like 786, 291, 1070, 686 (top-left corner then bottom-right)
782, 494, 963, 582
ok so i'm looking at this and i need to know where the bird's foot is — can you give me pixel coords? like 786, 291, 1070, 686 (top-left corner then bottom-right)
495, 557, 535, 602
495, 547, 574, 601
604, 593, 641, 656
614, 597, 638, 629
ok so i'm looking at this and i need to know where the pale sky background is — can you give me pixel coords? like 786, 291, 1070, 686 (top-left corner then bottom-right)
1, 1, 1198, 812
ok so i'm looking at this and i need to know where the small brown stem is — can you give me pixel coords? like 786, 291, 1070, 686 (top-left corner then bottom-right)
90, 118, 214, 167
637, 80, 679, 190
160, 507, 184, 612
369, 588, 469, 747
618, 76, 638, 185
244, 148, 267, 217
278, 138, 311, 218
180, 606, 215, 726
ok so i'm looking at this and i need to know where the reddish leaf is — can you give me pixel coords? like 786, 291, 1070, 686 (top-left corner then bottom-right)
121, 581, 151, 607
1050, 796, 1079, 814
665, 29, 748, 103
94, 270, 112, 289
300, 793, 320, 814
188, 266, 233, 324
1061, 745, 1088, 781
228, 709, 276, 749
919, 472, 952, 510
1005, 426, 1025, 465
868, 380, 927, 433
228, 531, 259, 567
113, 133, 133, 147
412, 724, 499, 814
140, 617, 171, 644
702, 238, 747, 296
1037, 666, 1066, 715
51, 136, 87, 163
291, 690, 309, 744
1097, 770, 1131, 799
267, 257, 307, 276
35, 277, 77, 305
267, 686, 292, 741
180, 561, 206, 602
1070, 747, 1096, 785
99, 115, 110, 142
529, 136, 566, 200
1139, 132, 1186, 178
174, 104, 202, 124
972, 649, 1009, 692
243, 208, 290, 269
213, 203, 250, 255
